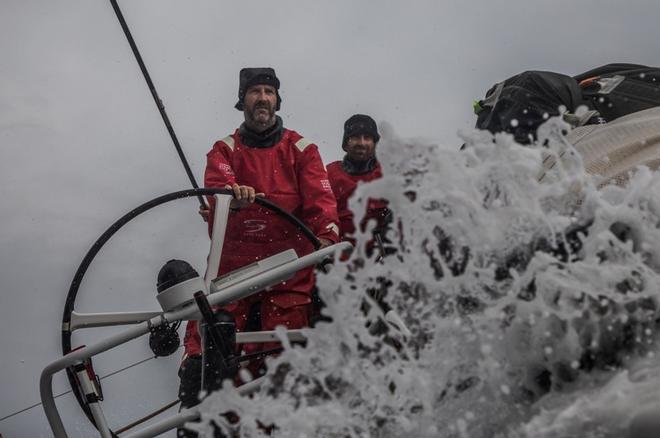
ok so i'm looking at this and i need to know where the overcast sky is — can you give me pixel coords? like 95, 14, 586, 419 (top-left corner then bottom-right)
2, 0, 660, 436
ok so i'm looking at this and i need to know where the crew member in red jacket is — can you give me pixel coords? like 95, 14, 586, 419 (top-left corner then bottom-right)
178, 68, 339, 415
327, 114, 390, 257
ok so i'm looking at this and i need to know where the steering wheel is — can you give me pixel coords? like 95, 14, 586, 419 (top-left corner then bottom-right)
61, 188, 322, 435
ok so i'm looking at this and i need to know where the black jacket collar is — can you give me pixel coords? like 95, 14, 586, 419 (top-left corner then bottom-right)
239, 116, 284, 148
342, 155, 378, 175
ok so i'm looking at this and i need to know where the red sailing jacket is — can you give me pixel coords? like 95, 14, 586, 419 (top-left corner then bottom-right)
326, 160, 389, 242
184, 128, 339, 356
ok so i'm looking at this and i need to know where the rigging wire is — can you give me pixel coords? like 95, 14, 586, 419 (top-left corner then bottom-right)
114, 399, 179, 435
0, 353, 167, 423
108, 0, 206, 208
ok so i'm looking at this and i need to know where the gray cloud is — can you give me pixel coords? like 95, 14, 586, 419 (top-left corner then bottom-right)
2, 0, 660, 435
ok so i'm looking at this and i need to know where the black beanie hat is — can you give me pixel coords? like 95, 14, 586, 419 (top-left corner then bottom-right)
234, 67, 282, 111
342, 114, 380, 150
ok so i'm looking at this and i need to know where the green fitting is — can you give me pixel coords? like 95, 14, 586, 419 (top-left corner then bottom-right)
472, 100, 483, 115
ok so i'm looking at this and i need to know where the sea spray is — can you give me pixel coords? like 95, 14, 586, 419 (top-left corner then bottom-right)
195, 120, 660, 437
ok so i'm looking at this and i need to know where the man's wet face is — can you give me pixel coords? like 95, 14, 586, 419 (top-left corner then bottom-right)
244, 84, 277, 131
346, 134, 376, 162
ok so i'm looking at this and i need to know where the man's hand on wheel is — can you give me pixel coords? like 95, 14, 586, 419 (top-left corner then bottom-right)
226, 183, 264, 209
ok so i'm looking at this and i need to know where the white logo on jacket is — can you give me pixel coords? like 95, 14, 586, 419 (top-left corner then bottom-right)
244, 219, 267, 233
218, 163, 234, 176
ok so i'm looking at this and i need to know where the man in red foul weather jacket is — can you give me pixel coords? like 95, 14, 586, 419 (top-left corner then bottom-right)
178, 68, 339, 415
327, 114, 390, 257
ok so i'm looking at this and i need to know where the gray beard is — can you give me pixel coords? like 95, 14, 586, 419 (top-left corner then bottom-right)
244, 110, 276, 133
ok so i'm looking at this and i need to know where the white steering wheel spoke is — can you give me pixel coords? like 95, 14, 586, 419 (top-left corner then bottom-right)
204, 193, 233, 288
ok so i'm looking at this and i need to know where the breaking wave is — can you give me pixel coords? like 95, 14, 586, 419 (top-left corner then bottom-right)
194, 119, 660, 437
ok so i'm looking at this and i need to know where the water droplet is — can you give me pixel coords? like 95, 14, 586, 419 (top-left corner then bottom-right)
456, 418, 468, 434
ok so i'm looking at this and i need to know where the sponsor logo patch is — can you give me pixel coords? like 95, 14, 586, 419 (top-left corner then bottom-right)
244, 219, 267, 234
218, 163, 235, 176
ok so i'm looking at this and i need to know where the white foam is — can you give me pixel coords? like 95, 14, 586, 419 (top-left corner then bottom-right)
196, 120, 660, 437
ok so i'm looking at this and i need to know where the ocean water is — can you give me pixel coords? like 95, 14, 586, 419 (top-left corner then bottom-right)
193, 119, 660, 437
